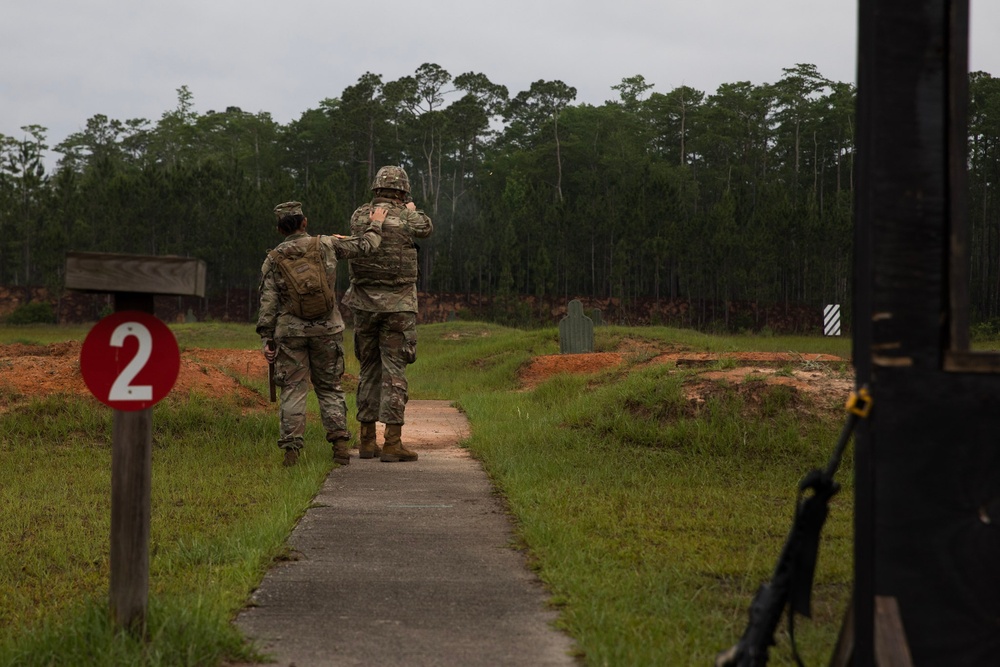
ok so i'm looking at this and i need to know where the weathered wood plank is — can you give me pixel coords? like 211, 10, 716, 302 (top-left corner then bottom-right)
943, 351, 1000, 373
874, 596, 915, 667
66, 252, 206, 297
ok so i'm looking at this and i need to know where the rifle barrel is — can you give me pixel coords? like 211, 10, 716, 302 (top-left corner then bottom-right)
267, 341, 277, 402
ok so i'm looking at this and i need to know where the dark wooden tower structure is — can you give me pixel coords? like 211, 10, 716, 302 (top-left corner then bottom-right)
853, 0, 1000, 663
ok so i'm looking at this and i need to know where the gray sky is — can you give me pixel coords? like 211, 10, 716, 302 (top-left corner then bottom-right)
3, 0, 999, 158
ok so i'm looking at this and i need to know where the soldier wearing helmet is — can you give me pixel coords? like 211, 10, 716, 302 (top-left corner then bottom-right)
343, 165, 433, 463
370, 164, 411, 193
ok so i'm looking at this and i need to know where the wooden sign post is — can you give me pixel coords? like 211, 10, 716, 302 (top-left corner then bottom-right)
110, 402, 153, 634
66, 251, 205, 635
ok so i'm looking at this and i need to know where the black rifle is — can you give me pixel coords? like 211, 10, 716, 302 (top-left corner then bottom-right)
716, 386, 872, 667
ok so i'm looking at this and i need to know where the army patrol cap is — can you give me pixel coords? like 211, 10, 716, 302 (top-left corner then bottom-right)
273, 201, 304, 220
371, 166, 410, 193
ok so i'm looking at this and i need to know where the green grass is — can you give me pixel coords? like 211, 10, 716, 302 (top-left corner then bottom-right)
0, 389, 335, 666
589, 324, 853, 358
410, 322, 853, 665
453, 366, 851, 665
406, 322, 558, 397
0, 323, 92, 345
0, 322, 260, 350
0, 321, 854, 666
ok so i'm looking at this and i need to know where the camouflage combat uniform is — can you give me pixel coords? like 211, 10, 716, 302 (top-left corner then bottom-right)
343, 170, 433, 428
257, 203, 382, 454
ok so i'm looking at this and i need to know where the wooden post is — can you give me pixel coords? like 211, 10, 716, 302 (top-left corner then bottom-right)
110, 407, 152, 633
109, 291, 155, 634
66, 253, 205, 636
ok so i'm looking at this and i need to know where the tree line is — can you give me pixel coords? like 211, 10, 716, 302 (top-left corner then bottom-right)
1, 63, 998, 328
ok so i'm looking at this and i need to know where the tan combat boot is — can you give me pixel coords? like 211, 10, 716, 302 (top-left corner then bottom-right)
358, 422, 381, 459
332, 441, 351, 466
282, 448, 299, 467
327, 430, 351, 466
380, 424, 417, 462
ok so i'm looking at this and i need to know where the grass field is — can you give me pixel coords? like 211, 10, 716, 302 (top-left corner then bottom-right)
0, 321, 856, 666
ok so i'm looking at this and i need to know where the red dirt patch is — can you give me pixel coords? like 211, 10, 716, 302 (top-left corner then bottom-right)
520, 352, 625, 387
0, 342, 271, 411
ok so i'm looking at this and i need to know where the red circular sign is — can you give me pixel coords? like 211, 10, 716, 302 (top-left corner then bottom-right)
80, 311, 180, 411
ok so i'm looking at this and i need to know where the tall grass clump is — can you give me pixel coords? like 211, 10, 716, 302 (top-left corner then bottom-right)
0, 596, 257, 667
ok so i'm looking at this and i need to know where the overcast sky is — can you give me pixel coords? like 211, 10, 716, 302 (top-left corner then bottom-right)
3, 0, 999, 158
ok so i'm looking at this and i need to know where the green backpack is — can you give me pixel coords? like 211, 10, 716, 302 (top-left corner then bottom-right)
268, 236, 335, 320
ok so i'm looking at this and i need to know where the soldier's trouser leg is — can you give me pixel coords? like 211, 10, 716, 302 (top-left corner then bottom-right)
376, 312, 418, 425
353, 311, 417, 426
274, 337, 310, 451
308, 333, 349, 441
353, 310, 383, 425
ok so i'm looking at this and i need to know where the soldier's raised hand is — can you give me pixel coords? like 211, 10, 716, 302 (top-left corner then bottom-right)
370, 207, 388, 223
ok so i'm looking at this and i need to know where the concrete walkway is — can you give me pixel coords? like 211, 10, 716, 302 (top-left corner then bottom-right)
234, 400, 579, 667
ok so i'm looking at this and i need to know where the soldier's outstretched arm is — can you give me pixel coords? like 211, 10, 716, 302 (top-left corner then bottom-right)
331, 209, 384, 259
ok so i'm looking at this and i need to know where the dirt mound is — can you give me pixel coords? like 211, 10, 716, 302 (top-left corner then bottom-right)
518, 347, 853, 415
0, 343, 270, 411
173, 348, 271, 407
520, 352, 626, 386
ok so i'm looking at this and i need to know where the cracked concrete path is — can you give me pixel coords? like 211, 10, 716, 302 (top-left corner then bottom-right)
234, 400, 579, 667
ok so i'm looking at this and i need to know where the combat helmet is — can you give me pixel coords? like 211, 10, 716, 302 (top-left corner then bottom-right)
371, 165, 410, 193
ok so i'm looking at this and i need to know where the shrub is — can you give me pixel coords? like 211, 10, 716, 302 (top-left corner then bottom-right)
970, 317, 1000, 342
4, 302, 56, 325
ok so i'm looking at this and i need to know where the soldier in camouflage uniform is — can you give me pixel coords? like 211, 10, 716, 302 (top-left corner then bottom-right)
344, 166, 433, 462
258, 200, 386, 467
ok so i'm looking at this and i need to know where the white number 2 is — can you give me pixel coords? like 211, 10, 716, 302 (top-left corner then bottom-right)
108, 322, 153, 401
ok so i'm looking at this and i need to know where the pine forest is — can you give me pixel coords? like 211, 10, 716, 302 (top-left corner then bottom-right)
2, 63, 999, 330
